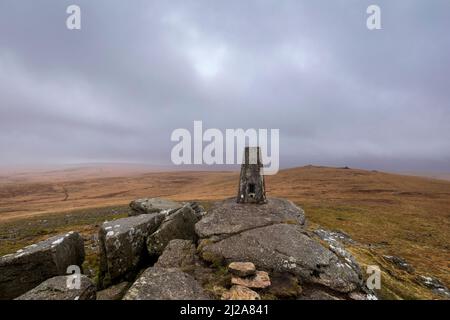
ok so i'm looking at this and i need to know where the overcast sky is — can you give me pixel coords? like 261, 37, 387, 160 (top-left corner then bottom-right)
0, 0, 449, 171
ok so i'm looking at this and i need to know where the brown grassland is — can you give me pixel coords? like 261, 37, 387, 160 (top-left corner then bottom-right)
0, 165, 449, 300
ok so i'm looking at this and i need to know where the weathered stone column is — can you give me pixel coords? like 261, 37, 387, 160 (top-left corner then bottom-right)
237, 147, 266, 204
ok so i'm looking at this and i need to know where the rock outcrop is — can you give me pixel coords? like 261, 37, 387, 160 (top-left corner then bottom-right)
154, 239, 197, 269
15, 275, 96, 300
186, 202, 207, 219
196, 198, 364, 296
417, 275, 450, 297
1, 191, 376, 301
99, 201, 201, 287
96, 282, 130, 300
196, 198, 306, 241
98, 212, 165, 285
0, 232, 85, 300
313, 228, 362, 274
313, 229, 355, 245
147, 205, 199, 257
123, 267, 210, 300
199, 223, 362, 293
383, 255, 414, 273
129, 198, 181, 216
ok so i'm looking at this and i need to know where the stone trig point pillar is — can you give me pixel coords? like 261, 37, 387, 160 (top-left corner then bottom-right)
237, 147, 267, 204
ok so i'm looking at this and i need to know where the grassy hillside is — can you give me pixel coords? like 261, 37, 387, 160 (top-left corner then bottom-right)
267, 166, 450, 299
0, 165, 449, 299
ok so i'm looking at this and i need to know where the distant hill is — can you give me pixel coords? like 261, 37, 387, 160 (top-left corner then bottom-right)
400, 171, 450, 182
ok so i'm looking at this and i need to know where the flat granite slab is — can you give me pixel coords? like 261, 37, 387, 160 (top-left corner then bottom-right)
195, 197, 306, 240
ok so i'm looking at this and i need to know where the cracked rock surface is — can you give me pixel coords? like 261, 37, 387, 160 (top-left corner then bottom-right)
123, 267, 210, 300
196, 198, 363, 294
0, 232, 85, 300
147, 205, 199, 256
195, 197, 306, 241
98, 212, 166, 284
16, 275, 96, 300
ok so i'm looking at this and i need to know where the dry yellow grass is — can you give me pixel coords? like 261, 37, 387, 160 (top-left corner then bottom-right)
0, 165, 449, 299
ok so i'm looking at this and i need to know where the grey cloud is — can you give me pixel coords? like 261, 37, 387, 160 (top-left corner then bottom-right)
0, 0, 449, 171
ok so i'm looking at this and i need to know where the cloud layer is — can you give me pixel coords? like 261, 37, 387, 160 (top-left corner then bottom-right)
1, 0, 449, 171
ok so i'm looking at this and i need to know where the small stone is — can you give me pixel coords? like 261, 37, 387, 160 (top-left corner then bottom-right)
231, 271, 271, 289
417, 275, 450, 297
228, 262, 256, 277
221, 285, 260, 300
383, 255, 414, 273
